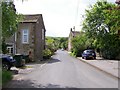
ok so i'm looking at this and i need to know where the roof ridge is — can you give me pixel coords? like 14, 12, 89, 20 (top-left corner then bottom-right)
23, 14, 42, 16
20, 14, 43, 23
71, 31, 80, 33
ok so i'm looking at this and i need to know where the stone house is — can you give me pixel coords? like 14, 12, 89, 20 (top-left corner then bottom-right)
116, 0, 120, 4
68, 28, 80, 52
6, 14, 46, 61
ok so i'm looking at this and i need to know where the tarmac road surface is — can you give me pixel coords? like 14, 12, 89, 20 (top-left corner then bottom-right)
4, 50, 118, 88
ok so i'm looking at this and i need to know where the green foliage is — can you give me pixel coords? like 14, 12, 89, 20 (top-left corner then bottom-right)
59, 37, 68, 49
1, 2, 22, 54
83, 0, 115, 38
71, 33, 93, 57
43, 49, 52, 59
103, 5, 120, 34
82, 0, 120, 59
2, 2, 21, 39
46, 37, 68, 51
2, 70, 13, 85
2, 40, 8, 54
46, 37, 57, 51
95, 34, 120, 59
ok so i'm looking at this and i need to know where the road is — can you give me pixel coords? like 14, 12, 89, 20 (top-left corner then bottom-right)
4, 50, 118, 88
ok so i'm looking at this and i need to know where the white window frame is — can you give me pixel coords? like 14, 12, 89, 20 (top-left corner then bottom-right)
22, 29, 29, 44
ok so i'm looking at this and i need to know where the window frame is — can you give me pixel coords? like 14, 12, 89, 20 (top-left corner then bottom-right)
7, 47, 13, 54
42, 29, 44, 40
22, 29, 29, 44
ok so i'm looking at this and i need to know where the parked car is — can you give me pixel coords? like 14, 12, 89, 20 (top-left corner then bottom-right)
82, 50, 96, 60
0, 54, 16, 70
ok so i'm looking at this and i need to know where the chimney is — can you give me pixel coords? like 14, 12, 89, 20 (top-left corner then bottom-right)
73, 26, 75, 31
70, 28, 72, 32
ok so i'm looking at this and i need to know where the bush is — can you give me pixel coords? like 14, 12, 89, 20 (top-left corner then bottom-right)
2, 70, 13, 85
43, 49, 52, 59
71, 34, 90, 57
100, 35, 120, 59
93, 34, 120, 60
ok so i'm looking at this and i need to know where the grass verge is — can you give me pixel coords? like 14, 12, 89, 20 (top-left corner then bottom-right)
2, 70, 13, 86
69, 52, 76, 57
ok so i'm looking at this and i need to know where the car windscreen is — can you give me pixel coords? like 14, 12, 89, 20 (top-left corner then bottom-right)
85, 50, 94, 54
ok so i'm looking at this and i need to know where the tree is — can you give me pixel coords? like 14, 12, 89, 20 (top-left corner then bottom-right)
59, 37, 68, 49
1, 1, 22, 53
103, 5, 120, 34
46, 37, 68, 51
82, 0, 120, 59
2, 1, 21, 39
71, 33, 89, 57
82, 0, 116, 38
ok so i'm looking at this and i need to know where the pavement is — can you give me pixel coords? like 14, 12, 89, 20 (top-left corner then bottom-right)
10, 61, 47, 81
77, 57, 120, 79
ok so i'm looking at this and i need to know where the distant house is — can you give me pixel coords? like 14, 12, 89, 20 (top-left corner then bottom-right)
68, 28, 80, 52
6, 14, 46, 61
116, 0, 120, 4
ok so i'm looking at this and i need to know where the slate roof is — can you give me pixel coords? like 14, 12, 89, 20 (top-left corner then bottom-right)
20, 14, 42, 23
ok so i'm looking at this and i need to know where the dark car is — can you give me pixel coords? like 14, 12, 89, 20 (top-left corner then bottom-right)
0, 54, 16, 70
82, 50, 96, 60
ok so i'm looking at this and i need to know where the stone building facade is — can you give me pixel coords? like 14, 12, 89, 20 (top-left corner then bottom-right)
68, 28, 80, 52
6, 14, 46, 61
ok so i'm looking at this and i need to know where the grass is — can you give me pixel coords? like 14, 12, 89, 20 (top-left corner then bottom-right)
69, 52, 76, 57
2, 70, 13, 86
0, 68, 2, 87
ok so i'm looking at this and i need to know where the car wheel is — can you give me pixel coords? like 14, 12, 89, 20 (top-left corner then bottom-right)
2, 62, 11, 70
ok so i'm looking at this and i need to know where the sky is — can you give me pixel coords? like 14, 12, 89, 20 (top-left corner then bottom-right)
14, 0, 115, 37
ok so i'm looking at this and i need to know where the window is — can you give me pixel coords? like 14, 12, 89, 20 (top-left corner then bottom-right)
42, 29, 44, 40
22, 29, 29, 44
7, 47, 13, 54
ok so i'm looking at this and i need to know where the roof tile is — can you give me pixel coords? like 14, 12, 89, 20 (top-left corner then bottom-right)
20, 14, 42, 23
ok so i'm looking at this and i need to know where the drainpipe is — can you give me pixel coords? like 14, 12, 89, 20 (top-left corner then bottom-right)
14, 32, 17, 55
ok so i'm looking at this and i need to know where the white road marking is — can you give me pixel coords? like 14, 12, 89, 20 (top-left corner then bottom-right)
40, 64, 46, 68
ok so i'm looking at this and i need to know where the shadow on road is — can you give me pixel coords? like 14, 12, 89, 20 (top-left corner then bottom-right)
47, 58, 61, 64
3, 79, 76, 88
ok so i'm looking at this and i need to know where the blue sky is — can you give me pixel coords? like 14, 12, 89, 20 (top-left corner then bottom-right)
14, 0, 115, 37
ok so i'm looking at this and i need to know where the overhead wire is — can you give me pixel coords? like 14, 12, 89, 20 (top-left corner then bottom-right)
74, 0, 80, 30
